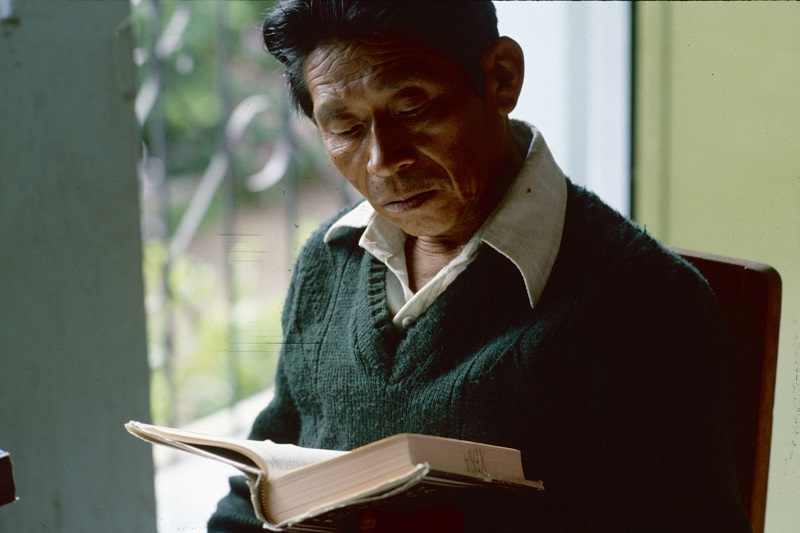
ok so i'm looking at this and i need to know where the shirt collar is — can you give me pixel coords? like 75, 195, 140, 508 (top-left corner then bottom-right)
480, 121, 567, 306
324, 121, 567, 308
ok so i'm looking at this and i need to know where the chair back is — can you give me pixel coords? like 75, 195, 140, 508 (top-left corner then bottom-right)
673, 248, 781, 533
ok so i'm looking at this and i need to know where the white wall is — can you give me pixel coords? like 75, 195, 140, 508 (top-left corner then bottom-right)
496, 1, 632, 215
0, 1, 157, 531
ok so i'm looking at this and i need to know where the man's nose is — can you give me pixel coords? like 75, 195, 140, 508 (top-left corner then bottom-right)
366, 120, 415, 177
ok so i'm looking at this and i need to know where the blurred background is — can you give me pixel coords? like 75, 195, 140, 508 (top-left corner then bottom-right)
1, 1, 798, 532
132, 1, 348, 429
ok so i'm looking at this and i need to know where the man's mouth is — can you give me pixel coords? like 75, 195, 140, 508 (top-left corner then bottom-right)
382, 190, 436, 214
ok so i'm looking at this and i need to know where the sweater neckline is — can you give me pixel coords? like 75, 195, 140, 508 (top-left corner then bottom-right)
351, 246, 534, 385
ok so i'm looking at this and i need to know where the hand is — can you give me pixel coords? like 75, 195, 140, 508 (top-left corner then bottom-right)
357, 505, 465, 533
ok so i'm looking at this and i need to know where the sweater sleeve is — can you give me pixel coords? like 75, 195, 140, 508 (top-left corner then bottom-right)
617, 268, 747, 530
207, 355, 301, 532
551, 252, 751, 532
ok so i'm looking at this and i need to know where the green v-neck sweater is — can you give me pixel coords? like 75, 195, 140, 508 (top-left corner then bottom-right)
209, 181, 749, 532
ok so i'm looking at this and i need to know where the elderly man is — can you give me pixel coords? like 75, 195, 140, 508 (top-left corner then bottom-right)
209, 1, 749, 531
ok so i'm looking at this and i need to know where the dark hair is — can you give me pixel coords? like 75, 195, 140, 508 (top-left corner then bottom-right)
262, 0, 499, 119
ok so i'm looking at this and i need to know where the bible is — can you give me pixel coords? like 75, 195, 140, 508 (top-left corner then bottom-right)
125, 421, 543, 531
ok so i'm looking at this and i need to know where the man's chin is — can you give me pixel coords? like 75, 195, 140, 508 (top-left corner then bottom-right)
386, 218, 459, 242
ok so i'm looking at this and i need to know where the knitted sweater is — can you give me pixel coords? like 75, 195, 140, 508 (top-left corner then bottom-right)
209, 181, 749, 532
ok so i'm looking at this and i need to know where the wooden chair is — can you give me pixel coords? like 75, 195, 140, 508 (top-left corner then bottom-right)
673, 248, 781, 533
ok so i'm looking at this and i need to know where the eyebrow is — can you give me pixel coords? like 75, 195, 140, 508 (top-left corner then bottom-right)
315, 104, 351, 126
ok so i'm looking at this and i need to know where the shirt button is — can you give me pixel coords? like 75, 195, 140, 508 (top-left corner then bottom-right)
401, 316, 417, 329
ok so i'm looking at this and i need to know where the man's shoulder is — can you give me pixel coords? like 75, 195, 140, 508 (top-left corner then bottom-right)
303, 200, 366, 251
283, 201, 368, 318
559, 181, 709, 296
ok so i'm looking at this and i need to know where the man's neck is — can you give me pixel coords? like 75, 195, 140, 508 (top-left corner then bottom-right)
404, 236, 465, 292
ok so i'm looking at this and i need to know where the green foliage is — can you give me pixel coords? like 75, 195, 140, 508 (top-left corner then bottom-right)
133, 0, 343, 426
133, 1, 285, 177
143, 239, 283, 426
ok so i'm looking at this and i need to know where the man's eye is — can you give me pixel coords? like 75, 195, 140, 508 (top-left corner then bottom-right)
394, 103, 428, 119
334, 124, 363, 137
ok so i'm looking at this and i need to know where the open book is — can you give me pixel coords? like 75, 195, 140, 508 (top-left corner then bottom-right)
125, 421, 543, 531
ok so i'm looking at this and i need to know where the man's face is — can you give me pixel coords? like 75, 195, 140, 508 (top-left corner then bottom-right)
304, 35, 510, 242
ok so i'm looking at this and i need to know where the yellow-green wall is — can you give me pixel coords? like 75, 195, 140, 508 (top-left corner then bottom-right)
634, 3, 799, 532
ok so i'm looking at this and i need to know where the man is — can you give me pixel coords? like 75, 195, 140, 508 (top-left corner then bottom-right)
209, 1, 750, 531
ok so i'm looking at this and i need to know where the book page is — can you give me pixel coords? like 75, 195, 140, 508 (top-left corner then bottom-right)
125, 421, 345, 479
249, 440, 346, 479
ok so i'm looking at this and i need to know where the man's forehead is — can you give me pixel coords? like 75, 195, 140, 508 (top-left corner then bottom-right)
304, 36, 462, 103
312, 33, 431, 62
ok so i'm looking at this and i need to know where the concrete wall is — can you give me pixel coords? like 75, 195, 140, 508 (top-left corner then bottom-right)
0, 1, 157, 531
633, 3, 800, 531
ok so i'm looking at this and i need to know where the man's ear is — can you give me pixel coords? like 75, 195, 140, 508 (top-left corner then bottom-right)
481, 37, 524, 116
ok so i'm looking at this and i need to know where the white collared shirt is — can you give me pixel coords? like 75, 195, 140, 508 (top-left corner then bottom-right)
324, 121, 567, 329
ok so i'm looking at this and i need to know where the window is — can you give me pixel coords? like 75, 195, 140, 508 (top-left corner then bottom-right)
131, 2, 632, 530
